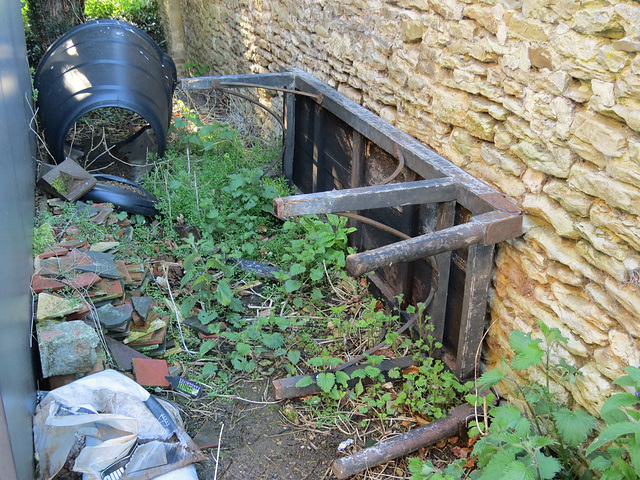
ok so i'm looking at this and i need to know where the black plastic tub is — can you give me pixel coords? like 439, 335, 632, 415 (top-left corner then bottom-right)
81, 174, 159, 216
34, 19, 176, 163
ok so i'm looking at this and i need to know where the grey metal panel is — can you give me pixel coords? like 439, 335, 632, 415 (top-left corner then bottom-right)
0, 0, 38, 478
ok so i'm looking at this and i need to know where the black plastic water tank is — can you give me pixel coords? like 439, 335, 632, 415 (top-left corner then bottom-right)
34, 19, 176, 163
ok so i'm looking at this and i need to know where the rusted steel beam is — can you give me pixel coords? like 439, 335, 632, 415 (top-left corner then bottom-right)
273, 178, 458, 218
346, 218, 484, 277
181, 72, 295, 90
331, 403, 476, 479
272, 356, 416, 400
345, 211, 517, 277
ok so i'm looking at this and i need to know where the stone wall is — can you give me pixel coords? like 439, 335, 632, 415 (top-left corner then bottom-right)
157, 0, 640, 414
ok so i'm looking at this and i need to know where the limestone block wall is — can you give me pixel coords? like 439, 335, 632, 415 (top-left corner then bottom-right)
157, 0, 640, 414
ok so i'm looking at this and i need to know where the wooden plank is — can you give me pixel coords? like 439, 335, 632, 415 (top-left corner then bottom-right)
283, 92, 296, 179
312, 103, 325, 192
455, 243, 495, 379
428, 200, 456, 346
273, 178, 458, 217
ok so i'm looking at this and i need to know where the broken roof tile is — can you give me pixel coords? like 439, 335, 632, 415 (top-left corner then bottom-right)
92, 303, 131, 329
132, 296, 152, 321
63, 272, 102, 290
132, 358, 170, 387
76, 251, 120, 279
31, 275, 66, 294
38, 247, 69, 259
104, 335, 150, 371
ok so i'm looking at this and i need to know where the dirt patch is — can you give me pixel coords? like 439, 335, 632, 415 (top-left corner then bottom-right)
175, 381, 342, 480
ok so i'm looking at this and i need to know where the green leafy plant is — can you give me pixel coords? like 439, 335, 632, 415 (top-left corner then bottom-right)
179, 235, 244, 327
409, 457, 469, 480
184, 61, 211, 77
396, 345, 472, 420
296, 348, 349, 400
586, 365, 640, 479
467, 321, 596, 480
279, 214, 355, 298
32, 222, 55, 256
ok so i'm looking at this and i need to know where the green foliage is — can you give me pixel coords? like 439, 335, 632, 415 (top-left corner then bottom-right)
467, 321, 594, 480
179, 235, 242, 325
395, 346, 473, 420
32, 222, 55, 256
184, 61, 211, 77
586, 365, 640, 478
278, 214, 356, 293
409, 457, 469, 480
84, 0, 164, 48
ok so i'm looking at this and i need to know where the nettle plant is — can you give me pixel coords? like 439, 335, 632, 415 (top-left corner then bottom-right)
278, 214, 356, 304
411, 320, 640, 480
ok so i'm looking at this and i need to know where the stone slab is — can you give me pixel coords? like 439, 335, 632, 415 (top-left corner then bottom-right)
37, 320, 100, 378
36, 292, 85, 321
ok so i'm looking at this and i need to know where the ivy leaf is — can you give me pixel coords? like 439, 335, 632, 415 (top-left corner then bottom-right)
509, 331, 544, 370
316, 372, 336, 393
287, 350, 301, 365
537, 453, 562, 480
311, 288, 323, 301
552, 408, 596, 447
295, 376, 314, 388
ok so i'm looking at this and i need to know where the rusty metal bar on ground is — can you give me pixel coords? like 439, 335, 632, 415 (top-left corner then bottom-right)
331, 403, 476, 479
272, 356, 416, 400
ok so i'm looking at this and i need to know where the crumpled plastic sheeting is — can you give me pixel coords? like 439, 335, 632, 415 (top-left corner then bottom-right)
34, 369, 205, 480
